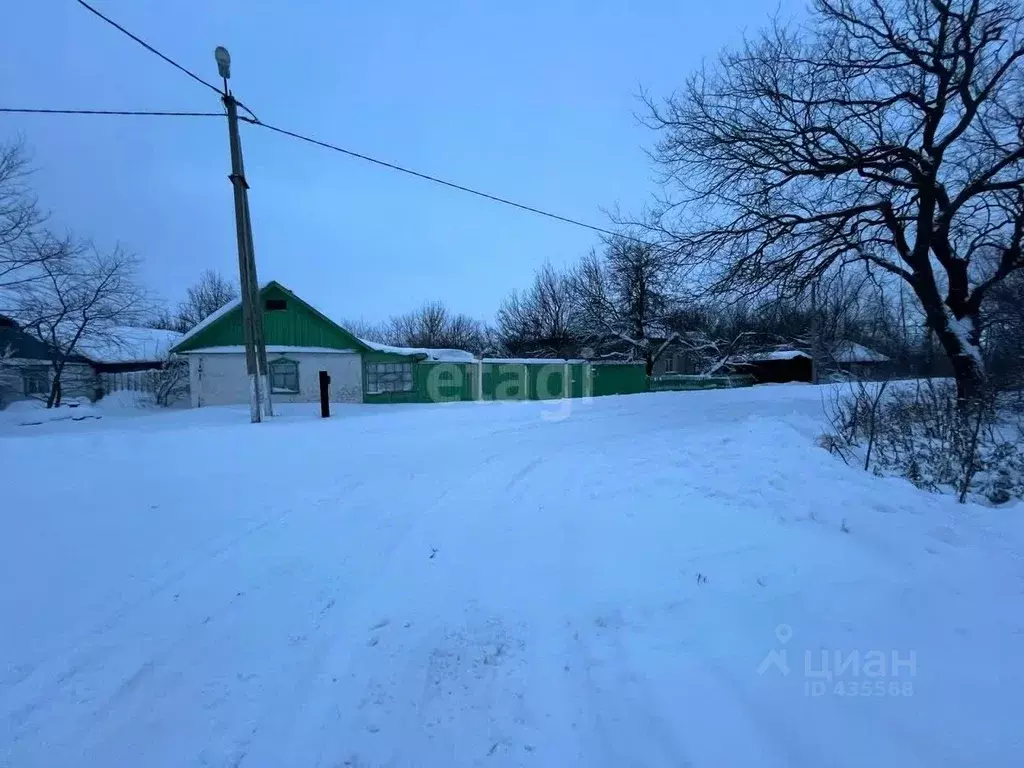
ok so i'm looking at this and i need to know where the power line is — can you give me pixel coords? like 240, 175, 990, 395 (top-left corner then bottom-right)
66, 2, 641, 243
73, 2, 260, 123
248, 119, 629, 241
1, 107, 223, 118
75, 0, 221, 94
4, 102, 634, 239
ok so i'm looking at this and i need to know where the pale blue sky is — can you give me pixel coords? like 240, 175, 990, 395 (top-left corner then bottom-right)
2, 0, 796, 324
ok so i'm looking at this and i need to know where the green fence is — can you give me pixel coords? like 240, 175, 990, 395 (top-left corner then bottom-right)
479, 361, 588, 401
649, 374, 756, 392
590, 363, 649, 397
362, 361, 478, 404
365, 360, 594, 404
363, 359, 753, 404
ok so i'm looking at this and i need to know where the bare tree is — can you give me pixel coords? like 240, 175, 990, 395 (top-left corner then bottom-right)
342, 317, 389, 343
496, 263, 580, 357
174, 270, 238, 332
644, 0, 1024, 403
441, 312, 488, 353
384, 301, 487, 352
388, 301, 449, 347
19, 245, 149, 407
153, 353, 189, 407
0, 140, 59, 298
572, 236, 680, 374
0, 337, 16, 408
147, 306, 180, 332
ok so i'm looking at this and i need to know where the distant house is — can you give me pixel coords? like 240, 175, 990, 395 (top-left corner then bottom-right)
651, 332, 714, 376
828, 341, 890, 379
0, 314, 182, 408
725, 349, 813, 384
581, 325, 687, 376
0, 315, 95, 408
720, 342, 890, 384
170, 281, 473, 407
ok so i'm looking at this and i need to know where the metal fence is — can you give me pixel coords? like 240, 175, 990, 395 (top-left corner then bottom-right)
99, 370, 160, 396
363, 360, 757, 405
649, 374, 756, 392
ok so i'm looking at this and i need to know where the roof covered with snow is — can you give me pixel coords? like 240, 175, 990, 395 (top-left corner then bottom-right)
734, 349, 811, 363
77, 327, 182, 364
177, 346, 358, 356
169, 280, 478, 362
172, 291, 246, 350
830, 341, 890, 363
359, 338, 476, 363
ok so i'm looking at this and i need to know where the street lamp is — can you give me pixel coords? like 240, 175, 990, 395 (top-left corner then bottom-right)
214, 46, 231, 86
213, 44, 271, 422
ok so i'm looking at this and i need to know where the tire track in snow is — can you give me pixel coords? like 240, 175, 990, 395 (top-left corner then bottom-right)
1, 501, 304, 737
209, 459, 494, 766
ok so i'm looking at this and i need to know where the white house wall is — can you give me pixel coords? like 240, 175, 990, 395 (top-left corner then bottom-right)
188, 351, 362, 407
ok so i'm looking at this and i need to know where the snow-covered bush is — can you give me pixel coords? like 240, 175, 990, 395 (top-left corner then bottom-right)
153, 355, 189, 407
826, 380, 1024, 505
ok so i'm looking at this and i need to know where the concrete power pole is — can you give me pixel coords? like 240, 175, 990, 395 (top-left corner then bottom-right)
215, 46, 272, 422
242, 184, 272, 419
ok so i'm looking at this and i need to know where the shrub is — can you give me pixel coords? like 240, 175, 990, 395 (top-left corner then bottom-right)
825, 380, 1024, 505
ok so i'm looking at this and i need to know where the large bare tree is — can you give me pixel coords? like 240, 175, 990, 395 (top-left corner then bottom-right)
0, 140, 56, 298
19, 245, 149, 407
572, 236, 680, 374
496, 263, 580, 358
644, 0, 1024, 401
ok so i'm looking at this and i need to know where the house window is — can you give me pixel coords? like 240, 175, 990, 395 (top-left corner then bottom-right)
265, 298, 287, 311
366, 362, 413, 393
269, 358, 299, 394
23, 366, 50, 396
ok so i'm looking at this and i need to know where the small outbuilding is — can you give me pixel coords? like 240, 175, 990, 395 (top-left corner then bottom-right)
726, 349, 813, 384
828, 341, 891, 379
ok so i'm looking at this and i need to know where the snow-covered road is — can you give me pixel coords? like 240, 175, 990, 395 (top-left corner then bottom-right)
2, 387, 1022, 766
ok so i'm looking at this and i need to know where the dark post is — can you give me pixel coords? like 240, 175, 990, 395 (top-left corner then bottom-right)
319, 370, 331, 418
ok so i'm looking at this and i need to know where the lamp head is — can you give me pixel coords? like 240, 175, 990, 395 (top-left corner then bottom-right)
214, 46, 231, 79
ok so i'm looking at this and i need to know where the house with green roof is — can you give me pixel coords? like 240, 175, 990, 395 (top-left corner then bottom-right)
170, 281, 476, 408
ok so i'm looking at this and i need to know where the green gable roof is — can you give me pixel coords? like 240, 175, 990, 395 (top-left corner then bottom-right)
172, 281, 370, 354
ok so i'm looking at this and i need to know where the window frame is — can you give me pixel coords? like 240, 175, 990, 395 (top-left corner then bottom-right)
365, 362, 414, 394
22, 365, 50, 397
264, 298, 288, 312
268, 357, 300, 394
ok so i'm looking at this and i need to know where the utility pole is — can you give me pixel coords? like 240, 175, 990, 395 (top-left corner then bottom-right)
215, 46, 272, 421
810, 279, 821, 385
242, 182, 272, 418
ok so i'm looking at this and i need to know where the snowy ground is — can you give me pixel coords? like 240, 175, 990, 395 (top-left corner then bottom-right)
2, 386, 1022, 767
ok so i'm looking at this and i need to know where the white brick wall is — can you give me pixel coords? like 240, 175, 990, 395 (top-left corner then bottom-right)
188, 351, 363, 407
